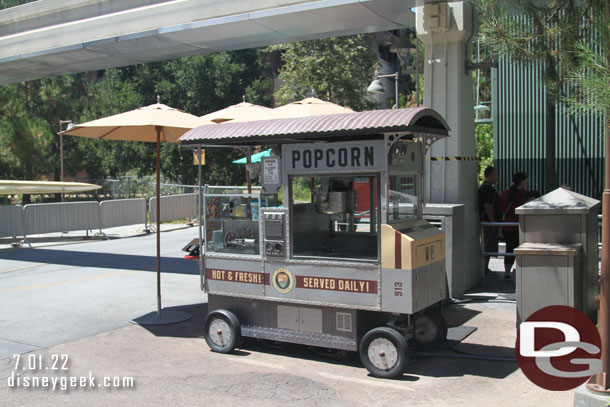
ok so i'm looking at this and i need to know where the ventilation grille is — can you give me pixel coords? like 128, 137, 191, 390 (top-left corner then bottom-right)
336, 312, 352, 332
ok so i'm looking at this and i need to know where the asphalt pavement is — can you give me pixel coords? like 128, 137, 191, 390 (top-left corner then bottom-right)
0, 227, 577, 406
0, 225, 203, 358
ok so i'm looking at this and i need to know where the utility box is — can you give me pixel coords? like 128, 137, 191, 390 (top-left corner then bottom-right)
515, 243, 582, 324
423, 203, 465, 299
514, 188, 600, 323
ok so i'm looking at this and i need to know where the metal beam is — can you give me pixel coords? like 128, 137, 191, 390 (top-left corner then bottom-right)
0, 0, 423, 83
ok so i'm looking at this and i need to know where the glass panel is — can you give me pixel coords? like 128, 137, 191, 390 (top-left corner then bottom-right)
291, 177, 313, 204
205, 194, 260, 255
290, 175, 379, 261
389, 175, 419, 222
353, 177, 379, 233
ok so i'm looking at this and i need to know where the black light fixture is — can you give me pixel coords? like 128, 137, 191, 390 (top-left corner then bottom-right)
367, 72, 399, 109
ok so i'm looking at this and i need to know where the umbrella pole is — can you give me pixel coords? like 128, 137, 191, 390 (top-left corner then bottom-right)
198, 146, 205, 291
128, 124, 191, 326
156, 126, 162, 318
246, 147, 252, 194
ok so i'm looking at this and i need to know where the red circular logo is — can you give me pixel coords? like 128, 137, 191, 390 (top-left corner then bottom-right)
516, 305, 601, 391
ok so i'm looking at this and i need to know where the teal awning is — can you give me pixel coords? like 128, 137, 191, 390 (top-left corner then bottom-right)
232, 148, 272, 164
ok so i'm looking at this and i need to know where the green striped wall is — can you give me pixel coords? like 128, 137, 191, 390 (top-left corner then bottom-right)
493, 59, 605, 199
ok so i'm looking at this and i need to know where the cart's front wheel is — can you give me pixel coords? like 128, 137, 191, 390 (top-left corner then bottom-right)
413, 309, 447, 351
204, 310, 241, 353
359, 327, 407, 378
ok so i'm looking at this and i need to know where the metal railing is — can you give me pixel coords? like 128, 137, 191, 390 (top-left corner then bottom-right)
0, 182, 260, 243
149, 193, 197, 224
0, 194, 196, 243
100, 198, 147, 229
480, 221, 519, 258
599, 214, 602, 251
24, 201, 100, 236
0, 204, 24, 241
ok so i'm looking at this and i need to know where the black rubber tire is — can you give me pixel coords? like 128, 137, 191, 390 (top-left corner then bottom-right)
203, 310, 241, 354
359, 327, 408, 379
413, 309, 448, 351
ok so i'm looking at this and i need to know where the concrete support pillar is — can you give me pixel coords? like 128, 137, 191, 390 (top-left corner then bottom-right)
416, 2, 479, 296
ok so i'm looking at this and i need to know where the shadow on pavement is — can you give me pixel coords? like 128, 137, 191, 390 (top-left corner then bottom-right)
471, 274, 516, 295
0, 248, 199, 275
136, 301, 518, 381
244, 340, 424, 381
136, 303, 207, 338
444, 303, 482, 327
409, 342, 518, 379
233, 338, 518, 380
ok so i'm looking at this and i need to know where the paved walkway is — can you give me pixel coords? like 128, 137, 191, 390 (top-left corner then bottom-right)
0, 229, 577, 406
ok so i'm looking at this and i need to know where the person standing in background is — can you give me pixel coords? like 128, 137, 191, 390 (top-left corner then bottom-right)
500, 172, 528, 280
478, 166, 501, 278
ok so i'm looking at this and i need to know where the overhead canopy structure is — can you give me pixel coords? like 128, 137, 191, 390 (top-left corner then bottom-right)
0, 0, 417, 84
179, 107, 450, 146
0, 180, 101, 195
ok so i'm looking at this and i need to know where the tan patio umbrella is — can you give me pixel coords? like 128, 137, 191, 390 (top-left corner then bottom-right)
199, 101, 274, 191
63, 102, 201, 325
199, 101, 272, 124
268, 97, 355, 119
211, 98, 354, 190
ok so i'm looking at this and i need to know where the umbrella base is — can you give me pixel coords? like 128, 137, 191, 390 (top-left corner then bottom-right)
129, 309, 192, 325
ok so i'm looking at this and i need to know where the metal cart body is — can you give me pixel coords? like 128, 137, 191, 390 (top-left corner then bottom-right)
180, 108, 451, 378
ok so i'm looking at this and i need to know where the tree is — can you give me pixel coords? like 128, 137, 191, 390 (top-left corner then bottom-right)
474, 0, 610, 392
0, 0, 35, 10
73, 69, 151, 180
123, 49, 272, 186
472, 0, 595, 192
476, 123, 494, 184
0, 48, 273, 190
0, 74, 95, 202
269, 35, 378, 111
564, 1, 610, 393
121, 49, 273, 186
0, 83, 52, 181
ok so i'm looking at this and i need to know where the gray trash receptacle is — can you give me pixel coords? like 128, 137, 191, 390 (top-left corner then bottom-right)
515, 243, 582, 325
515, 187, 599, 323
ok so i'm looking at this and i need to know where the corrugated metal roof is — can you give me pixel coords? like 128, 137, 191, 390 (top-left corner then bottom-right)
178, 107, 450, 146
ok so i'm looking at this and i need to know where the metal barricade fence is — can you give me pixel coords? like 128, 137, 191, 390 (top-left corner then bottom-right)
0, 204, 24, 239
64, 202, 100, 233
23, 201, 101, 236
149, 193, 197, 223
100, 198, 147, 229
3, 188, 263, 243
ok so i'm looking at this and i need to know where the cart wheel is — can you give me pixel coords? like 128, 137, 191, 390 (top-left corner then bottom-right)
204, 310, 241, 353
413, 309, 448, 351
359, 327, 408, 378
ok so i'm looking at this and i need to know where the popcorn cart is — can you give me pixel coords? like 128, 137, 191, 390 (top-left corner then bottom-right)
179, 108, 450, 378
